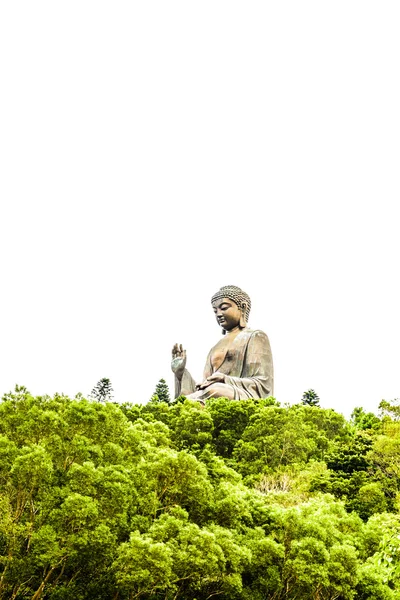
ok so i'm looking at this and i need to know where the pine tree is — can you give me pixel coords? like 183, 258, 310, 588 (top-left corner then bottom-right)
301, 388, 320, 406
152, 378, 171, 404
90, 377, 114, 403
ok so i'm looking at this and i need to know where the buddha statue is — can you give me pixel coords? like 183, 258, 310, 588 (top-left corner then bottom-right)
171, 285, 273, 402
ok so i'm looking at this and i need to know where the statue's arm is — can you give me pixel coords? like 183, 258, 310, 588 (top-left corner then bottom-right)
225, 330, 274, 397
175, 349, 214, 397
174, 369, 197, 398
171, 344, 198, 398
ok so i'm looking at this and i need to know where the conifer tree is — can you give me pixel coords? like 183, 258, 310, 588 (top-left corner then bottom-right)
301, 388, 320, 406
153, 378, 171, 404
90, 377, 114, 403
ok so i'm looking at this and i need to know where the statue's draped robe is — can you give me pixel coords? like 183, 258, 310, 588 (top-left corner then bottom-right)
176, 328, 274, 400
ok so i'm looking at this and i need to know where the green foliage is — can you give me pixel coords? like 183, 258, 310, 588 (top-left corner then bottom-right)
0, 386, 399, 599
301, 388, 320, 406
351, 406, 381, 431
379, 398, 400, 421
208, 396, 278, 459
89, 377, 114, 403
232, 404, 348, 483
152, 378, 171, 404
168, 400, 214, 450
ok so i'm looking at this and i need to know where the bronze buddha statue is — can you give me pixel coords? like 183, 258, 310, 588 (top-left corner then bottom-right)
171, 285, 273, 402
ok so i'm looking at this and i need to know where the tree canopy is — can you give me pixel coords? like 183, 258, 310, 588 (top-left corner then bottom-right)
0, 387, 399, 599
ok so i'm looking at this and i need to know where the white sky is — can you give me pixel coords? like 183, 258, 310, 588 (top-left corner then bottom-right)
1, 2, 399, 417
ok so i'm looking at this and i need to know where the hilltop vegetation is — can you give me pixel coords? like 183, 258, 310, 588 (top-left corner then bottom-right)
0, 387, 399, 599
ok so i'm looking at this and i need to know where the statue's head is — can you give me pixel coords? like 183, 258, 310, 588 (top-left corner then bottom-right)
211, 285, 251, 333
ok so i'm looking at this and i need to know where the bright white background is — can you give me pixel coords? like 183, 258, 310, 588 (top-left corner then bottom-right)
1, 2, 399, 416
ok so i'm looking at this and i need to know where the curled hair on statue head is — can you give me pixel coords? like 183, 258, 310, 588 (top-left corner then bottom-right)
211, 285, 251, 329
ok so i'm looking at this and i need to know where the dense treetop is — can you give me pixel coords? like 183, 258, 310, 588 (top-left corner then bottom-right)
0, 386, 399, 599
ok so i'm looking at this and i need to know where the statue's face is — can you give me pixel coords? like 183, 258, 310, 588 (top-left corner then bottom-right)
212, 297, 241, 331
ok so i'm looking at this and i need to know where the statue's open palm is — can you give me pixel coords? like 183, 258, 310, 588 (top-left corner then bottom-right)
171, 344, 186, 381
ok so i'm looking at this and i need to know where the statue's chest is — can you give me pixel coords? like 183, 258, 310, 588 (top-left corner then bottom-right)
207, 328, 253, 377
211, 347, 229, 371
210, 338, 238, 372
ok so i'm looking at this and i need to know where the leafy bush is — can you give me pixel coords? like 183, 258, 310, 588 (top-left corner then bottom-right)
0, 387, 399, 599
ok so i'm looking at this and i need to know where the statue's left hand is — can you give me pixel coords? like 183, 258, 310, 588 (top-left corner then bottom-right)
196, 372, 226, 390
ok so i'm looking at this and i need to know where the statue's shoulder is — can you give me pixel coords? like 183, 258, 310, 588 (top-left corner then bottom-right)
242, 327, 268, 336
238, 328, 269, 342
239, 328, 271, 349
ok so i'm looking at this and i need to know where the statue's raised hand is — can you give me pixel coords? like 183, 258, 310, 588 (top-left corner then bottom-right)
171, 343, 187, 381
